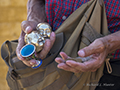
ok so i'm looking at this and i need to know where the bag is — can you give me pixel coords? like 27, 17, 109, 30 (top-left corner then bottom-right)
1, 0, 112, 90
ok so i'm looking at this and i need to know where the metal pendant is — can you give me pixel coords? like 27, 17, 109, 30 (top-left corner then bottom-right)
25, 23, 52, 52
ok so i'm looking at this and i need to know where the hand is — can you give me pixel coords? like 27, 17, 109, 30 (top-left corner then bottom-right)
16, 21, 56, 67
55, 38, 109, 73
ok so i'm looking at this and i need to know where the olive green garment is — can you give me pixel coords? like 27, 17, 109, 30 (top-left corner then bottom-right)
1, 0, 111, 90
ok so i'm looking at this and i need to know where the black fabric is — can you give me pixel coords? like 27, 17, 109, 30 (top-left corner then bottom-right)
96, 58, 120, 90
95, 73, 120, 90
104, 58, 120, 77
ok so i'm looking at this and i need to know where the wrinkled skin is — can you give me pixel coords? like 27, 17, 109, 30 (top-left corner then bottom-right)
55, 32, 120, 73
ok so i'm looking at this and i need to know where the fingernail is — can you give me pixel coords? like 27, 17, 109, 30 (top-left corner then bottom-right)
18, 54, 25, 60
51, 32, 55, 37
57, 65, 62, 69
25, 26, 32, 33
66, 61, 72, 66
78, 50, 85, 57
30, 61, 36, 65
30, 62, 34, 65
67, 63, 71, 66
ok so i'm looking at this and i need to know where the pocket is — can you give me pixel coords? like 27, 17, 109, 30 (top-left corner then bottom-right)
6, 70, 20, 90
79, 22, 103, 49
82, 22, 103, 44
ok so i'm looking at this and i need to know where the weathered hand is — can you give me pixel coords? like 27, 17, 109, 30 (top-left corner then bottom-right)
55, 38, 109, 73
55, 52, 81, 73
16, 21, 56, 67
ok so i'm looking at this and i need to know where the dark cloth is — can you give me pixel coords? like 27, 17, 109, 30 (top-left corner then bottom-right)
95, 74, 120, 90
96, 58, 120, 90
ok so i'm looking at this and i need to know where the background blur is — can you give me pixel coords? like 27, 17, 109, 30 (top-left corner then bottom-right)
0, 0, 27, 89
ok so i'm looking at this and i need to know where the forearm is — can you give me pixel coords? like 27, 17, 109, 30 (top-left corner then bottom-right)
27, 0, 47, 23
103, 31, 120, 53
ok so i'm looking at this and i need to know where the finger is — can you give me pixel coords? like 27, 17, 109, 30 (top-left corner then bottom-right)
66, 59, 101, 72
91, 69, 97, 72
22, 59, 38, 67
57, 63, 80, 73
49, 32, 56, 46
21, 21, 38, 34
59, 52, 70, 60
78, 39, 105, 57
65, 60, 86, 72
38, 32, 55, 59
16, 31, 26, 61
55, 57, 65, 63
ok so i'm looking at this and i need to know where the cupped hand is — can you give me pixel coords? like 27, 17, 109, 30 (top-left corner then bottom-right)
16, 21, 55, 67
55, 38, 109, 73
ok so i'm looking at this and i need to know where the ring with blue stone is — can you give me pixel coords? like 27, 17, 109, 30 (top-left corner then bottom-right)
31, 59, 42, 69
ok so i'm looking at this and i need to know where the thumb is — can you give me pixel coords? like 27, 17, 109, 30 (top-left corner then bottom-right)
21, 20, 38, 34
78, 39, 105, 57
16, 31, 26, 61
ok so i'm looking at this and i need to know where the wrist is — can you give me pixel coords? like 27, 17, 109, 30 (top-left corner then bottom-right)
27, 0, 47, 23
100, 36, 110, 53
102, 31, 120, 53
